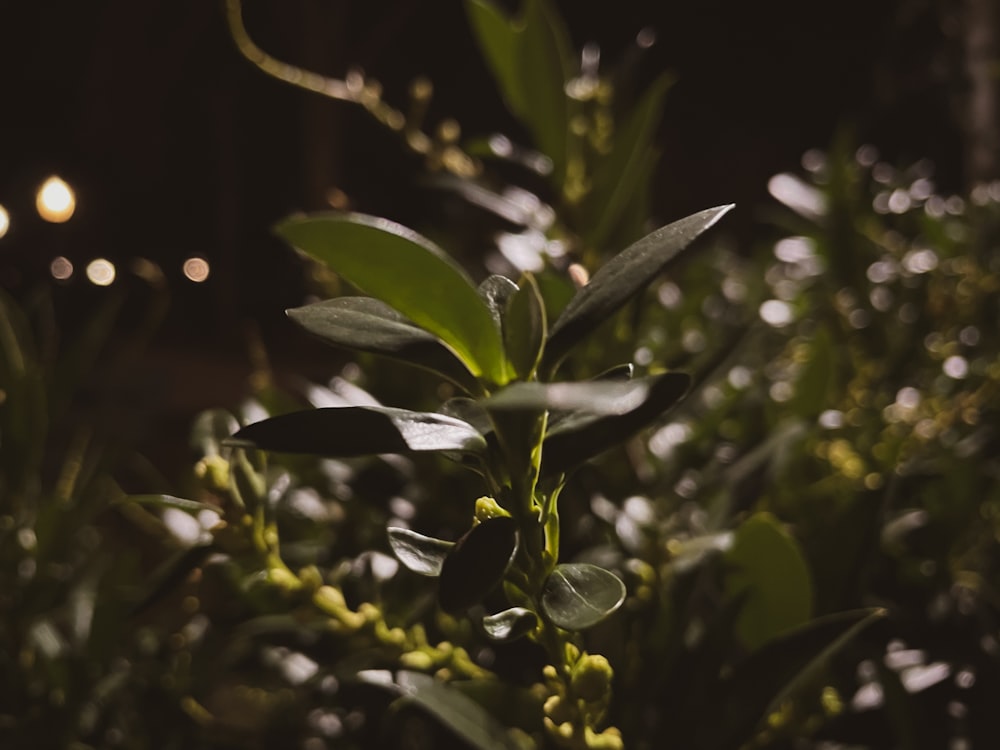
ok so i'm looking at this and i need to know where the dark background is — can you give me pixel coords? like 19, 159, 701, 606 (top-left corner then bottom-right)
0, 0, 975, 477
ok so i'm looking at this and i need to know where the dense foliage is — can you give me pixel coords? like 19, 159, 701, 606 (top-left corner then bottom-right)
3, 1, 999, 748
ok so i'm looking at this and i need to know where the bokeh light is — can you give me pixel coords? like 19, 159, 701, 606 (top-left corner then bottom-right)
0, 204, 9, 238
36, 176, 76, 223
50, 256, 73, 281
182, 257, 211, 282
85, 258, 116, 286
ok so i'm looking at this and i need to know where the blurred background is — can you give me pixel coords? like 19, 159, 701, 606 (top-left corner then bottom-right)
0, 0, 993, 478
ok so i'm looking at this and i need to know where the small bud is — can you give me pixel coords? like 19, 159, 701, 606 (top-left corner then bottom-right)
474, 496, 510, 523
399, 651, 435, 671
544, 695, 573, 725
571, 654, 613, 703
585, 727, 624, 750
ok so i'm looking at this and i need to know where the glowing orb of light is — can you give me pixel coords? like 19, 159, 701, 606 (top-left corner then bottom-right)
85, 258, 116, 286
182, 257, 210, 282
36, 176, 76, 223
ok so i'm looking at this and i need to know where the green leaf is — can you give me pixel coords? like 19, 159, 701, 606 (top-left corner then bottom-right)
790, 323, 835, 418
478, 274, 519, 334
125, 494, 218, 515
464, 0, 575, 185
540, 563, 626, 630
724, 512, 814, 650
707, 609, 885, 749
542, 205, 734, 373
439, 516, 519, 613
356, 670, 525, 750
541, 372, 691, 476
287, 297, 479, 392
387, 527, 455, 577
485, 378, 655, 415
504, 274, 547, 379
277, 213, 506, 384
482, 607, 538, 641
226, 406, 487, 457
581, 73, 674, 249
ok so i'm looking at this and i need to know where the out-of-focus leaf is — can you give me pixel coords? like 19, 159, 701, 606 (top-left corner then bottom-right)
581, 73, 673, 249
790, 323, 835, 418
724, 512, 813, 650
387, 527, 455, 577
130, 543, 216, 616
478, 274, 519, 334
0, 290, 47, 492
706, 609, 886, 749
226, 406, 487, 457
190, 409, 241, 458
540, 563, 626, 630
356, 669, 525, 750
542, 372, 691, 475
482, 607, 538, 641
504, 273, 546, 379
439, 517, 518, 613
464, 0, 575, 185
277, 213, 507, 384
125, 494, 218, 515
593, 363, 635, 381
485, 378, 655, 415
542, 205, 734, 373
287, 297, 479, 392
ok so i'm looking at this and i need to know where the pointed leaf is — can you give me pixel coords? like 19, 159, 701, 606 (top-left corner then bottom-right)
482, 607, 538, 641
582, 73, 674, 249
478, 274, 519, 334
439, 516, 518, 613
388, 527, 455, 577
277, 213, 506, 383
724, 512, 814, 650
484, 378, 653, 415
541, 563, 625, 630
125, 494, 218, 515
226, 406, 486, 457
503, 273, 547, 379
356, 670, 524, 750
541, 372, 691, 476
287, 297, 478, 392
542, 205, 734, 373
465, 0, 575, 184
708, 609, 886, 749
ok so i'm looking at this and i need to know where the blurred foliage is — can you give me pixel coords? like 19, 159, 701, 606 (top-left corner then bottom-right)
3, 1, 1000, 749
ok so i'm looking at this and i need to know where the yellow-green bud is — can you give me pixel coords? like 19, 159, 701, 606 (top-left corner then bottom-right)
196, 455, 230, 493
474, 496, 510, 523
585, 727, 624, 750
544, 695, 573, 725
399, 651, 435, 671
571, 654, 613, 703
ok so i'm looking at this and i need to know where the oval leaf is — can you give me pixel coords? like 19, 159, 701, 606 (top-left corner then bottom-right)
542, 205, 734, 373
439, 516, 518, 614
287, 298, 478, 392
277, 213, 506, 384
540, 563, 626, 630
482, 607, 538, 642
542, 372, 691, 476
388, 527, 455, 577
225, 406, 486, 457
503, 273, 547, 379
724, 512, 814, 650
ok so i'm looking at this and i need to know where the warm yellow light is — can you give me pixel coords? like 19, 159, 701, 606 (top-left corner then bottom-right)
0, 205, 9, 238
50, 256, 73, 280
182, 257, 210, 282
85, 258, 116, 286
36, 176, 76, 223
